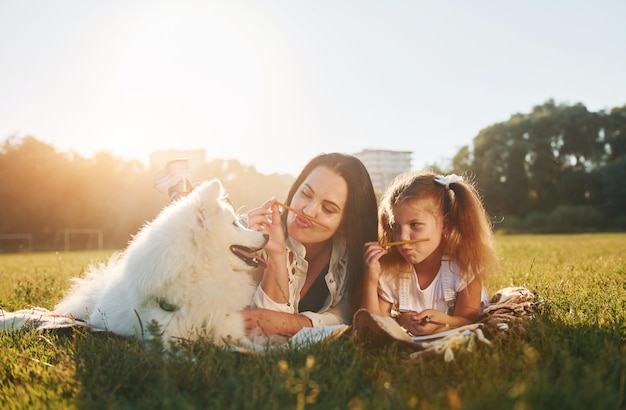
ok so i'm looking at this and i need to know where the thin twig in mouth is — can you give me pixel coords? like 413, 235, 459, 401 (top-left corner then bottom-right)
275, 200, 331, 230
380, 238, 430, 247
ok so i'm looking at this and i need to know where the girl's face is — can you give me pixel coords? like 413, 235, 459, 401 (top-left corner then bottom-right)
391, 197, 446, 265
287, 166, 347, 245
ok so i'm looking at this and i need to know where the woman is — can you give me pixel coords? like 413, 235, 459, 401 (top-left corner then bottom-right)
243, 152, 378, 338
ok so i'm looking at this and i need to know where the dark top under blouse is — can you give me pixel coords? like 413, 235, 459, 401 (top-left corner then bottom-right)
298, 263, 330, 313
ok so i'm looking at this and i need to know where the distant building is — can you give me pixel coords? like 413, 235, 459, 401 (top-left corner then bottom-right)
149, 149, 207, 170
353, 149, 412, 193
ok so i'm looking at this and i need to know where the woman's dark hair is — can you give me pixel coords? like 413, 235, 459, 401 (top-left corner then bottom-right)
283, 152, 378, 313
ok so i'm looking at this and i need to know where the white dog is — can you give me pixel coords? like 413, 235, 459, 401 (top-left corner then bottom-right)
48, 178, 268, 347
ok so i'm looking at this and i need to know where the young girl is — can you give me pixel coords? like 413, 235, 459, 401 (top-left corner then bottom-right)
361, 172, 499, 336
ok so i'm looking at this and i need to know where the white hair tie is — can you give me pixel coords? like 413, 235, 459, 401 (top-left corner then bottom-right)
434, 174, 463, 189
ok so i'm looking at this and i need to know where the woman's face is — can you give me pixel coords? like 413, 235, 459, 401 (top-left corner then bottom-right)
287, 166, 348, 244
391, 196, 446, 265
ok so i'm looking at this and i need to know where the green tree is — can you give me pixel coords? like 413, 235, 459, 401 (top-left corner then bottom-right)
605, 105, 626, 161
467, 101, 622, 221
601, 156, 626, 219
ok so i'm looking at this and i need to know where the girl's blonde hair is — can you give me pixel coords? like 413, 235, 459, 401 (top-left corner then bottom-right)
378, 171, 499, 284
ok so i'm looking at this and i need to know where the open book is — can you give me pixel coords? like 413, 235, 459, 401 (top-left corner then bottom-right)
410, 325, 482, 341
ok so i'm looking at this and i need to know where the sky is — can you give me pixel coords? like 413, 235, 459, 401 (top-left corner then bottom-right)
1, 1, 625, 176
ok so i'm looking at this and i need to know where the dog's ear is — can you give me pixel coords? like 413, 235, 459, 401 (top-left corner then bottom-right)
195, 179, 226, 223
196, 179, 223, 201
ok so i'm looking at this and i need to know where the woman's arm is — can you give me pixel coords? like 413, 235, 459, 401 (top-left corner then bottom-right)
247, 199, 290, 304
243, 308, 312, 337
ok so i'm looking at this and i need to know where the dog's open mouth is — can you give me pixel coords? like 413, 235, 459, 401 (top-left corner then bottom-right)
230, 245, 267, 269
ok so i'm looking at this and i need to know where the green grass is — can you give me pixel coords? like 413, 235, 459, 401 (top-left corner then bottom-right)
1, 234, 625, 409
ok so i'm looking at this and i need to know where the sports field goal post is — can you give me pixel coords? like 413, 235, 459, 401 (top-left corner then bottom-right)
0, 234, 33, 252
63, 228, 103, 251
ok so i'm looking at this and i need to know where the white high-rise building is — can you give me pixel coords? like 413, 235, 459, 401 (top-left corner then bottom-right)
353, 149, 412, 194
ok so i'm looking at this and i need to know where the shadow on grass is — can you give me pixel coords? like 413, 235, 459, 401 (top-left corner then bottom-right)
69, 330, 394, 409
65, 314, 624, 409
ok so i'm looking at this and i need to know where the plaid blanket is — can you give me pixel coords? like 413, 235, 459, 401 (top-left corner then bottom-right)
353, 286, 544, 361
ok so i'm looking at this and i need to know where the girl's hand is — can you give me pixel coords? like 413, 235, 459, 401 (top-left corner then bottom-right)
398, 309, 449, 336
363, 241, 387, 284
360, 242, 389, 314
247, 198, 286, 257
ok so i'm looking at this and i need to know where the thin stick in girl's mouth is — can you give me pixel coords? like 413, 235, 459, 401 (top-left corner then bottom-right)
380, 238, 430, 247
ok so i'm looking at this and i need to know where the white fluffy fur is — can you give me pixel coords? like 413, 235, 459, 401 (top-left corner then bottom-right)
54, 179, 268, 346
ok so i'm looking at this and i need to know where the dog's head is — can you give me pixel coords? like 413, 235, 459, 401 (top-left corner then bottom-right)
192, 179, 269, 271
118, 179, 269, 344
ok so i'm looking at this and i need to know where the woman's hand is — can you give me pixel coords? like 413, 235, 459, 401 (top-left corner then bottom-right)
242, 308, 312, 337
247, 198, 286, 257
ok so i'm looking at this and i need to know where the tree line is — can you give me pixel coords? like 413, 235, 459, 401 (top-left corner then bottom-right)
1, 99, 625, 251
449, 100, 626, 233
0, 136, 293, 251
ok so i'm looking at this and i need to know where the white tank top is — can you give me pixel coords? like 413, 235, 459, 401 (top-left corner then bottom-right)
378, 257, 488, 314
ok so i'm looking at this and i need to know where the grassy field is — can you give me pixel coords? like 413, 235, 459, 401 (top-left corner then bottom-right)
1, 234, 624, 409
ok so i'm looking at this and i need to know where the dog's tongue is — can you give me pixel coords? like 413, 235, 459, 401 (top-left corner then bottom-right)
252, 255, 267, 269
234, 247, 267, 269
